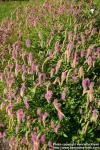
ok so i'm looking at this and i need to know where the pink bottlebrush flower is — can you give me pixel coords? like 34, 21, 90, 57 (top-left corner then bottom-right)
17, 109, 25, 123
50, 68, 55, 78
72, 75, 77, 81
6, 77, 14, 89
15, 63, 20, 76
12, 41, 20, 51
50, 31, 54, 36
20, 83, 26, 97
55, 59, 62, 74
7, 90, 13, 100
16, 125, 20, 134
32, 132, 37, 143
40, 134, 45, 143
9, 136, 15, 147
65, 42, 73, 63
47, 50, 52, 57
26, 39, 31, 48
82, 78, 90, 89
54, 42, 60, 54
54, 124, 60, 133
21, 49, 26, 62
0, 131, 6, 139
37, 108, 42, 116
45, 90, 53, 103
32, 132, 40, 150
72, 52, 78, 68
80, 50, 85, 57
58, 111, 64, 121
28, 52, 33, 65
61, 88, 67, 101
30, 63, 36, 74
92, 109, 98, 123
88, 88, 94, 102
58, 6, 65, 14
0, 124, 6, 141
50, 121, 60, 133
68, 32, 73, 42
53, 99, 65, 120
89, 82, 94, 89
67, 41, 73, 50
24, 98, 29, 109
79, 66, 84, 78
42, 112, 48, 121
86, 56, 93, 67
22, 64, 27, 74
48, 141, 53, 149
50, 120, 55, 128
6, 103, 13, 117
42, 112, 48, 126
61, 71, 67, 85
38, 72, 46, 84
86, 48, 91, 58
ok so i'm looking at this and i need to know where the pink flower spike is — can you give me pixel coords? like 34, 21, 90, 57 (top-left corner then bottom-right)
45, 90, 53, 103
15, 63, 20, 76
80, 50, 85, 57
24, 98, 29, 109
61, 88, 67, 101
22, 64, 27, 74
82, 78, 90, 89
17, 109, 25, 123
30, 63, 36, 74
54, 124, 60, 133
58, 111, 64, 121
72, 75, 77, 81
40, 134, 45, 143
61, 71, 67, 85
92, 109, 98, 123
37, 108, 42, 116
32, 132, 37, 143
26, 39, 31, 48
55, 59, 62, 74
28, 52, 33, 65
38, 73, 46, 84
20, 83, 26, 97
54, 41, 60, 54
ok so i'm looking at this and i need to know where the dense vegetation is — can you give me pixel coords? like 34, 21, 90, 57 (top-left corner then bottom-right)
0, 0, 100, 149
